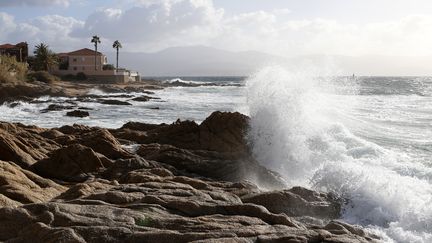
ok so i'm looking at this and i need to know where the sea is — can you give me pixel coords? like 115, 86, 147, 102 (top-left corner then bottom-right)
1, 65, 432, 242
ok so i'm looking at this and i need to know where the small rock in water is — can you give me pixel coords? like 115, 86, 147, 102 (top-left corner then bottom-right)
41, 104, 76, 113
78, 107, 93, 110
99, 99, 132, 106
131, 95, 161, 102
66, 110, 90, 118
7, 102, 20, 108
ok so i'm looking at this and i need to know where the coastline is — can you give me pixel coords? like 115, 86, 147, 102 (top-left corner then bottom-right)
0, 86, 380, 242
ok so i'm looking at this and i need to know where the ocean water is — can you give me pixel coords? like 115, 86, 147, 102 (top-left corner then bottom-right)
247, 66, 432, 242
0, 76, 247, 128
1, 69, 432, 242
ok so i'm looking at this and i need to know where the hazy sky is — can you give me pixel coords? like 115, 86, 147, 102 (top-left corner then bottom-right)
2, 0, 432, 57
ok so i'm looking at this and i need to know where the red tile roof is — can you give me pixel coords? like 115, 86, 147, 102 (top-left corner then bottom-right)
67, 48, 103, 56
0, 44, 17, 49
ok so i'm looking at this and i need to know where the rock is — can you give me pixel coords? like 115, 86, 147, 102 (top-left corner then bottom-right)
0, 114, 379, 243
117, 121, 165, 131
130, 95, 159, 102
99, 99, 132, 105
76, 128, 132, 159
78, 107, 93, 110
56, 124, 92, 135
31, 144, 112, 182
199, 111, 249, 153
0, 123, 59, 167
66, 110, 90, 118
41, 104, 75, 113
0, 160, 66, 204
112, 111, 249, 153
136, 143, 287, 190
0, 82, 66, 105
241, 186, 342, 220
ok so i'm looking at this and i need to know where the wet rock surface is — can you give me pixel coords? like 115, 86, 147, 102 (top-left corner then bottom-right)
66, 110, 90, 117
0, 111, 380, 242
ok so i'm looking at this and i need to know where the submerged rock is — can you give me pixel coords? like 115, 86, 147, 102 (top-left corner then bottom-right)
130, 95, 160, 102
66, 110, 90, 117
99, 99, 132, 105
41, 104, 75, 113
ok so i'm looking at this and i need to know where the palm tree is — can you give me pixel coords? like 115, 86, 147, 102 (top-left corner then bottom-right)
112, 40, 122, 71
33, 43, 58, 71
91, 35, 101, 70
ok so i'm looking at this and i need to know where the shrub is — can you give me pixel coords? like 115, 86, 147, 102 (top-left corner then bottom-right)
103, 64, 115, 70
27, 71, 59, 84
0, 55, 28, 83
76, 72, 87, 80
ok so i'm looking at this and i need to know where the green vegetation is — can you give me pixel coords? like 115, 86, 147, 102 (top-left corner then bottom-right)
33, 43, 58, 71
61, 72, 87, 81
112, 40, 122, 70
91, 35, 101, 71
0, 55, 28, 83
134, 217, 154, 227
103, 64, 115, 70
27, 71, 59, 84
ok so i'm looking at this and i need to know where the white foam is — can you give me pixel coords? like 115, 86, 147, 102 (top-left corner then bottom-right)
246, 65, 432, 242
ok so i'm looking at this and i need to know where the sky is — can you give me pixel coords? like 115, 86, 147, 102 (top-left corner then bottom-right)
2, 0, 432, 59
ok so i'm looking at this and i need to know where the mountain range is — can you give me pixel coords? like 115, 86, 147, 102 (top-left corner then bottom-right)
106, 46, 432, 76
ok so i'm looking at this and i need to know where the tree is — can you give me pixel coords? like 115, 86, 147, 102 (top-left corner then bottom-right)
33, 43, 58, 71
91, 35, 101, 70
112, 40, 122, 71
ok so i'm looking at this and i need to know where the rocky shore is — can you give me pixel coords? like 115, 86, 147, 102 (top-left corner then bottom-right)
0, 109, 381, 242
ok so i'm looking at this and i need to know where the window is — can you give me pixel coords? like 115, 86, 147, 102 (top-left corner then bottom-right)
82, 67, 85, 70
73, 58, 77, 62
81, 57, 85, 62
73, 67, 77, 70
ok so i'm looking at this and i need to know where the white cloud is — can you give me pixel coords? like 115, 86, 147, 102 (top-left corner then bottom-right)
0, 0, 70, 7
2, 0, 432, 58
0, 12, 84, 51
71, 0, 224, 50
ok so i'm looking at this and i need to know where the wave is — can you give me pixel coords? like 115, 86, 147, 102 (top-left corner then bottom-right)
163, 78, 243, 87
245, 65, 432, 242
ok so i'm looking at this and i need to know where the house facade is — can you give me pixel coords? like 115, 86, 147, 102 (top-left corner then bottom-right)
0, 42, 28, 62
52, 48, 140, 83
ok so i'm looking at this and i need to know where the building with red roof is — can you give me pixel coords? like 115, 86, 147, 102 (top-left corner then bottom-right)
52, 48, 140, 83
0, 42, 28, 62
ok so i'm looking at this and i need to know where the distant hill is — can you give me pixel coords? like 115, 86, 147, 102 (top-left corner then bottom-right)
106, 46, 432, 76
106, 45, 285, 76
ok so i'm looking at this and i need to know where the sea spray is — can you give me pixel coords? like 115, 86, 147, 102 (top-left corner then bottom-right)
245, 65, 432, 242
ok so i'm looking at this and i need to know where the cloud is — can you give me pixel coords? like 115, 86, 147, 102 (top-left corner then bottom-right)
2, 0, 432, 58
0, 12, 84, 51
0, 0, 70, 7
71, 0, 224, 50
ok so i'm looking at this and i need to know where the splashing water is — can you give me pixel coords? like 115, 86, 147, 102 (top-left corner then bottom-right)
246, 66, 432, 242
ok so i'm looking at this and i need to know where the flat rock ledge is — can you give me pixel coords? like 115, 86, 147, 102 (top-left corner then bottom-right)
0, 111, 380, 242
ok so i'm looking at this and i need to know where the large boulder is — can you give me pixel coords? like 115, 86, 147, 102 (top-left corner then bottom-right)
76, 128, 132, 159
0, 160, 66, 205
136, 143, 287, 190
112, 111, 249, 153
199, 111, 249, 153
241, 186, 342, 220
0, 123, 59, 167
31, 144, 112, 182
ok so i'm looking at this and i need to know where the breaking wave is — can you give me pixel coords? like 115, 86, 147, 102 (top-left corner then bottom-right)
246, 65, 432, 242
